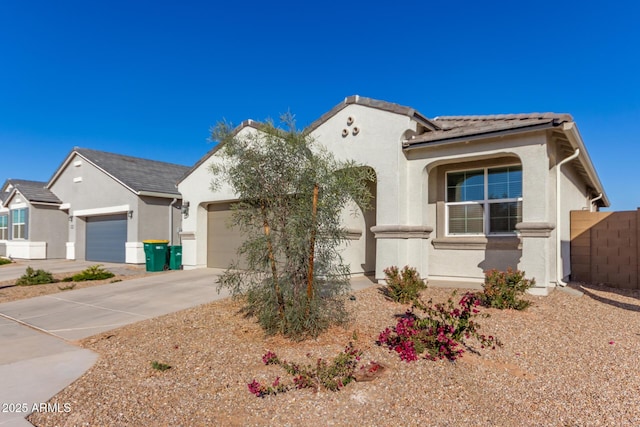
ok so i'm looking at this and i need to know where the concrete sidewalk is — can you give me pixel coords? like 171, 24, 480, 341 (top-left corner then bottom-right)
0, 268, 227, 426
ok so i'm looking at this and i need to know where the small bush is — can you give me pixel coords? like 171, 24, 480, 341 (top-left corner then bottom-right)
378, 291, 501, 362
16, 266, 56, 286
72, 264, 115, 282
479, 268, 534, 310
382, 265, 426, 303
0, 258, 12, 266
151, 361, 172, 371
248, 343, 364, 397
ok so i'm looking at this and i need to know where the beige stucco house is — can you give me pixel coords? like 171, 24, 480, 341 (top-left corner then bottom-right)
177, 96, 609, 295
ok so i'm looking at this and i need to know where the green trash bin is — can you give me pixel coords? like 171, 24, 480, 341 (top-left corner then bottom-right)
143, 240, 169, 272
168, 245, 182, 270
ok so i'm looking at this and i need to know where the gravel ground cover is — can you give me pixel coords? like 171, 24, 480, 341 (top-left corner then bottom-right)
28, 283, 640, 427
0, 269, 149, 304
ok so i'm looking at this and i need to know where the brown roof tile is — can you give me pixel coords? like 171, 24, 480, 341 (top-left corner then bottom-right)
405, 113, 573, 146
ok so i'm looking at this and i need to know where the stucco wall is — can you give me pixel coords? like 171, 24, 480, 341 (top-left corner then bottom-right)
50, 155, 175, 263
178, 145, 237, 269
29, 204, 68, 258
405, 133, 543, 281
50, 154, 141, 216
422, 157, 524, 280
138, 196, 182, 244
310, 105, 419, 279
310, 104, 416, 227
551, 140, 591, 280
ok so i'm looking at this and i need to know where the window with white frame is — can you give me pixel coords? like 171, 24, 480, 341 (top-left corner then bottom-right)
446, 165, 522, 235
0, 215, 7, 240
11, 208, 26, 239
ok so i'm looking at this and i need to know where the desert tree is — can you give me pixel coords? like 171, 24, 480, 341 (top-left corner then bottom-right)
210, 113, 374, 339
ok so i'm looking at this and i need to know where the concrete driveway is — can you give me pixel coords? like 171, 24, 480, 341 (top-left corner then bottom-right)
0, 267, 228, 426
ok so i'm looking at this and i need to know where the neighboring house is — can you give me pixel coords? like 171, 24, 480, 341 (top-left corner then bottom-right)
0, 189, 7, 257
46, 148, 190, 264
179, 95, 609, 295
0, 179, 67, 259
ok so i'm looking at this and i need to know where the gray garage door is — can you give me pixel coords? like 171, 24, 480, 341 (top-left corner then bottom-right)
86, 214, 127, 263
207, 203, 245, 268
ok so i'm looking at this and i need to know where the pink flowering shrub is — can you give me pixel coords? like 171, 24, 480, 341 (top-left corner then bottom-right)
248, 343, 363, 397
378, 291, 501, 361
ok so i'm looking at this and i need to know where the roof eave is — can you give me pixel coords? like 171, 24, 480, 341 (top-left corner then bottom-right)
177, 119, 260, 186
30, 201, 63, 206
46, 148, 78, 189
562, 122, 610, 208
402, 121, 560, 150
306, 95, 439, 135
137, 190, 183, 199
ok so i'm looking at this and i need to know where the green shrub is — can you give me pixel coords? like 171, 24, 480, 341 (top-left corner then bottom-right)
16, 266, 56, 286
0, 258, 12, 266
72, 264, 115, 282
479, 268, 534, 310
151, 361, 171, 371
382, 265, 426, 303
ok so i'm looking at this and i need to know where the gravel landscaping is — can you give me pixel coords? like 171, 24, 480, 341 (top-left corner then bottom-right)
0, 271, 146, 304
0, 268, 149, 304
27, 282, 640, 426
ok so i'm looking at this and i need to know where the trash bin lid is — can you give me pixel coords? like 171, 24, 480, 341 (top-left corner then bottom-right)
143, 239, 169, 244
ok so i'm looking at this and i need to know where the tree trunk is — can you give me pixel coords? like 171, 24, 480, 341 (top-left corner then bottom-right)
261, 201, 284, 319
306, 184, 319, 304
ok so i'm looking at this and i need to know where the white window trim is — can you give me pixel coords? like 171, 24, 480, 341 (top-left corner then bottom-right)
445, 165, 522, 237
0, 214, 8, 240
11, 208, 26, 240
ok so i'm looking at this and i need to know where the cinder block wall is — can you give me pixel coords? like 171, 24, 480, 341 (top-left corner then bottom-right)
570, 209, 639, 289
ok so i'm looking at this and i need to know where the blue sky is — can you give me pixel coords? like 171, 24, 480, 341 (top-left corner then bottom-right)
1, 1, 638, 210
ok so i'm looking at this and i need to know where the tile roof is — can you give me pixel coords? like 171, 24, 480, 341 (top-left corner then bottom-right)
405, 113, 573, 146
3, 179, 62, 204
306, 95, 439, 134
73, 148, 190, 196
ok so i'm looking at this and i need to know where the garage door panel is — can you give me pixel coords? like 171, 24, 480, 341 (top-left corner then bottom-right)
207, 203, 246, 269
86, 214, 127, 263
